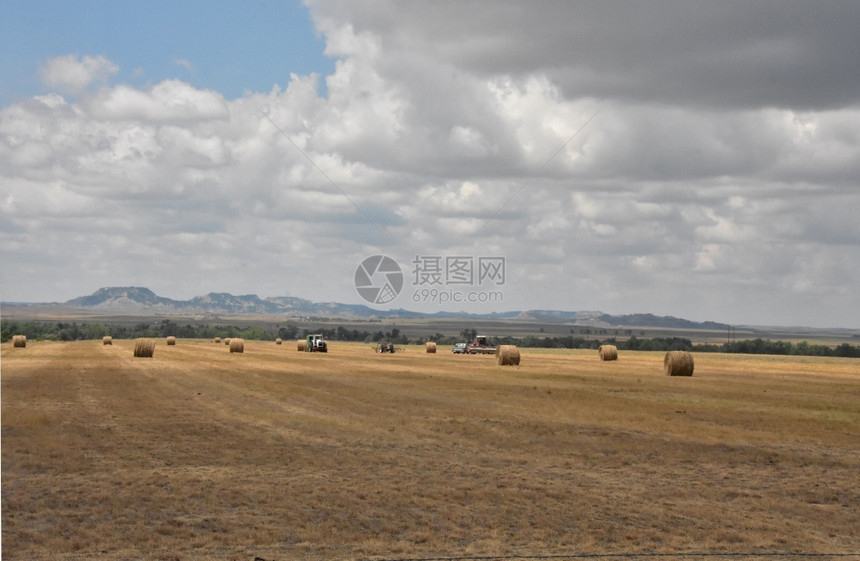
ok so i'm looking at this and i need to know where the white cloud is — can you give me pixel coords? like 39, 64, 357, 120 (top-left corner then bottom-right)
3, 3, 860, 327
86, 80, 229, 122
175, 58, 193, 72
157, 126, 228, 167
40, 55, 119, 95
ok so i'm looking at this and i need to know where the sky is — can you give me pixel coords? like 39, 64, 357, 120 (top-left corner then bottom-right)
1, 0, 859, 328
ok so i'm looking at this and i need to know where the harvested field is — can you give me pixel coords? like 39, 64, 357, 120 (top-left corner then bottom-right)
2, 340, 859, 560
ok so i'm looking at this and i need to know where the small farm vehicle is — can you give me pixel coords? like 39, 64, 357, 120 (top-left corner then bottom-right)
306, 334, 328, 352
465, 335, 496, 354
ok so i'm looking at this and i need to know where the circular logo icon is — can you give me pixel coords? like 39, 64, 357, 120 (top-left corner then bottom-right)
354, 255, 404, 305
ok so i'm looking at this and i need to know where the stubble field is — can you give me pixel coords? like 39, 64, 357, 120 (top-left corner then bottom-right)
2, 339, 859, 560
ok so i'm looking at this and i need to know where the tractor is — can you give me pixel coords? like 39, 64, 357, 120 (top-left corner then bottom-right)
305, 334, 328, 353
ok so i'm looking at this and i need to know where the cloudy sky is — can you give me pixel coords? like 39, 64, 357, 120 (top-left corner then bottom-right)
2, 1, 859, 328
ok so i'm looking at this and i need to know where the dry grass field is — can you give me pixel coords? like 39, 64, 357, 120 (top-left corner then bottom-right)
2, 340, 858, 560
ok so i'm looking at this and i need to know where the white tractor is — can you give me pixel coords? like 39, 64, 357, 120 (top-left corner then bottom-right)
305, 334, 328, 352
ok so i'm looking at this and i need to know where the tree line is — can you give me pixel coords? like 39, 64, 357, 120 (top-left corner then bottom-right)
0, 320, 411, 346
2, 320, 859, 358
492, 334, 860, 358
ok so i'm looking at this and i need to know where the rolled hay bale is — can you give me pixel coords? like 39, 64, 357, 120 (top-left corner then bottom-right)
664, 350, 694, 376
496, 344, 521, 366
229, 338, 245, 354
275, 338, 283, 345
224, 338, 231, 345
166, 336, 176, 346
297, 339, 307, 351
133, 338, 155, 358
103, 336, 113, 345
214, 337, 221, 344
599, 344, 618, 361
425, 341, 437, 354
12, 335, 27, 348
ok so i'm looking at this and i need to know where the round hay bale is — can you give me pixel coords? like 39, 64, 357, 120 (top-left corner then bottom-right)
224, 338, 231, 345
12, 335, 27, 348
229, 338, 245, 353
664, 350, 694, 376
214, 337, 221, 343
599, 344, 618, 361
275, 338, 283, 345
297, 339, 307, 351
133, 338, 155, 358
166, 336, 176, 346
103, 336, 113, 345
496, 344, 521, 366
425, 341, 437, 354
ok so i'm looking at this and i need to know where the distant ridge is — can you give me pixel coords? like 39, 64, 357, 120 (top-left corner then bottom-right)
64, 286, 391, 318
67, 287, 173, 309
599, 313, 729, 331
39, 286, 732, 329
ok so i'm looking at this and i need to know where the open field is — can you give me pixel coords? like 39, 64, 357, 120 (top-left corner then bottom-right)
2, 340, 859, 560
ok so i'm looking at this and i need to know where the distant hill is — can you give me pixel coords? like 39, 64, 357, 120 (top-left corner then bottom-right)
67, 287, 174, 310
64, 286, 394, 318
598, 313, 729, 330
29, 286, 731, 330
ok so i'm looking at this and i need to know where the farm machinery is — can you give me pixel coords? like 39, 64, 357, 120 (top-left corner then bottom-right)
305, 334, 328, 353
465, 335, 496, 354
